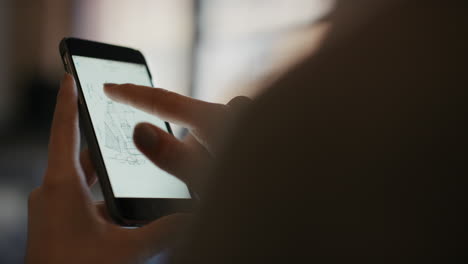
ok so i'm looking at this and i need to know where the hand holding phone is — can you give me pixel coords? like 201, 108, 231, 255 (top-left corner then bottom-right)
60, 38, 194, 225
26, 37, 251, 263
59, 38, 250, 225
103, 83, 252, 196
26, 74, 190, 263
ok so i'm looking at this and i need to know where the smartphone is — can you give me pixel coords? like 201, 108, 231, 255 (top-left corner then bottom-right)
59, 38, 192, 226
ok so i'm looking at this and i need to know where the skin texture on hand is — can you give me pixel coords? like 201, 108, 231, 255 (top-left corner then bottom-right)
103, 83, 251, 195
26, 74, 250, 263
25, 74, 189, 264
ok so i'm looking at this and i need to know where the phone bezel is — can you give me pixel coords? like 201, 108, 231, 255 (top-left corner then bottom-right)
59, 37, 192, 226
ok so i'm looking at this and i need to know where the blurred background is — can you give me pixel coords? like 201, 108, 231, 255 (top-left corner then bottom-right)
0, 0, 334, 262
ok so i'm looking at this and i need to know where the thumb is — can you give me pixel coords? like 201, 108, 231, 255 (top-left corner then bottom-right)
129, 213, 192, 259
133, 123, 195, 182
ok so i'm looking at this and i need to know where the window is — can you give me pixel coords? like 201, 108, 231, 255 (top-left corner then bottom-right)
73, 0, 334, 103
195, 0, 334, 102
74, 0, 194, 96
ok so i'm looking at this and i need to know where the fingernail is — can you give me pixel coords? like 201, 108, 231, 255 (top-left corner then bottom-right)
134, 123, 158, 150
103, 83, 119, 97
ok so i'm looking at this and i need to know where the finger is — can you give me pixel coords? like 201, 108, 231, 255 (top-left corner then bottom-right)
80, 148, 97, 186
133, 123, 196, 183
227, 95, 252, 109
104, 83, 226, 128
94, 201, 113, 222
183, 133, 210, 155
44, 73, 80, 182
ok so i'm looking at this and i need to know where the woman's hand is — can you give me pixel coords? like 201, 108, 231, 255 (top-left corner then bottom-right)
26, 74, 189, 264
104, 83, 251, 195
26, 74, 250, 263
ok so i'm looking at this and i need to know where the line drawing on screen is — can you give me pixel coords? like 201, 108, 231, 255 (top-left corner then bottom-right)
72, 55, 191, 198
83, 83, 146, 166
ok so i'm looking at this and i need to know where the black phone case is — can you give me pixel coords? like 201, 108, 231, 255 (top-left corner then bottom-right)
59, 38, 192, 226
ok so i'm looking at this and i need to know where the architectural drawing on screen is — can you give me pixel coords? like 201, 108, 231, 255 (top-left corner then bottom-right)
103, 101, 146, 165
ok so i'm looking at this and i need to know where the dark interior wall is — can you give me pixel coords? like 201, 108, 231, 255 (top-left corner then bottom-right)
0, 1, 73, 263
2, 0, 73, 129
0, 0, 13, 124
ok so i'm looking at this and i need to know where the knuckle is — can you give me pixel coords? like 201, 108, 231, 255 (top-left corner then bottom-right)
42, 180, 61, 194
151, 89, 172, 111
42, 172, 66, 194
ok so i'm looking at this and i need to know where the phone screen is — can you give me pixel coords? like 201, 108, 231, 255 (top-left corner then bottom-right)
72, 55, 190, 199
